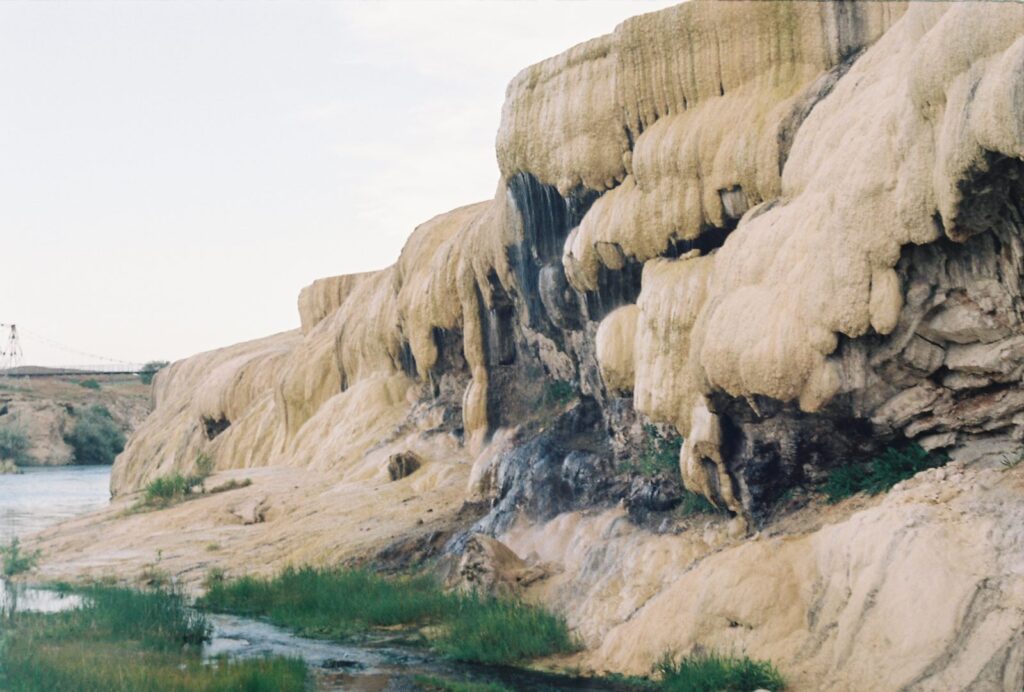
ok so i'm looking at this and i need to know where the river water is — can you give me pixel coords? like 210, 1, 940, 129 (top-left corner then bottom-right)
0, 466, 627, 690
0, 464, 111, 544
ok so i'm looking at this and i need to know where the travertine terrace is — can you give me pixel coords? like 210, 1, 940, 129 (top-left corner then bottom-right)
35, 2, 1024, 689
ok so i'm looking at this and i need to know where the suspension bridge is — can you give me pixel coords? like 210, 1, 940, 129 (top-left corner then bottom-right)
0, 324, 147, 377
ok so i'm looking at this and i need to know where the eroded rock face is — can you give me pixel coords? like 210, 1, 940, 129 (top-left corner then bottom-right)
112, 2, 1023, 524
46, 3, 1024, 689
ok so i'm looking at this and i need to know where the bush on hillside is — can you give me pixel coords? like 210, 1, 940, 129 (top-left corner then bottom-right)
64, 405, 125, 466
0, 422, 31, 465
138, 361, 169, 385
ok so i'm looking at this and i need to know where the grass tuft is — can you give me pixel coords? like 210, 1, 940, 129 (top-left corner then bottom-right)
140, 453, 218, 509
1, 538, 40, 577
822, 443, 947, 503
675, 491, 727, 518
144, 473, 204, 505
436, 592, 578, 664
656, 651, 785, 692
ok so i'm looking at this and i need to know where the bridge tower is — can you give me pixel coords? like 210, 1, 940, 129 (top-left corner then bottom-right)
0, 324, 23, 371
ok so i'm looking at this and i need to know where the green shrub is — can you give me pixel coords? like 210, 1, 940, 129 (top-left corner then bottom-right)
823, 443, 947, 503
138, 360, 170, 385
64, 405, 125, 466
542, 380, 577, 408
625, 424, 683, 477
0, 422, 31, 465
656, 651, 785, 692
77, 379, 101, 390
1, 538, 40, 577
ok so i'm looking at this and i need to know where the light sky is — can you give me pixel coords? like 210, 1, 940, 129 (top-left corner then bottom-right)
0, 0, 677, 367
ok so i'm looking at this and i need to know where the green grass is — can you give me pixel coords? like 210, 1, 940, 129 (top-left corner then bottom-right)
64, 404, 125, 465
624, 424, 684, 477
656, 651, 785, 692
822, 443, 947, 503
1, 538, 40, 577
200, 565, 577, 665
201, 566, 449, 639
435, 592, 577, 664
141, 453, 217, 509
542, 380, 577, 408
77, 379, 101, 390
0, 585, 308, 691
144, 473, 204, 505
675, 491, 727, 517
413, 675, 512, 692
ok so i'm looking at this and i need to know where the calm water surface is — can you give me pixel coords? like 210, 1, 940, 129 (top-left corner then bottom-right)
0, 465, 108, 614
0, 464, 111, 544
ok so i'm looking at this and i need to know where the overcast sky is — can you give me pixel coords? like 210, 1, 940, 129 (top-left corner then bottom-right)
0, 1, 675, 367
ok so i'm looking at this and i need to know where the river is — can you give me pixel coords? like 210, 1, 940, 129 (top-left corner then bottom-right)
0, 464, 111, 544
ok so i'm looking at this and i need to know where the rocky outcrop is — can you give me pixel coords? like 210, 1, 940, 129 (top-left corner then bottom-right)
92, 3, 1024, 689
115, 1, 1023, 524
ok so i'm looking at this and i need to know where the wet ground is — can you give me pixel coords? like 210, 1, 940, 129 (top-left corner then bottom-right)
2, 465, 638, 690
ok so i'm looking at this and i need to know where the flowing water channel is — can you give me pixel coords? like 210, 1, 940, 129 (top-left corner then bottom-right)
0, 465, 630, 691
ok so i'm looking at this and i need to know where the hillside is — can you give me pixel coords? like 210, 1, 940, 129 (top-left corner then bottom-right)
0, 376, 151, 467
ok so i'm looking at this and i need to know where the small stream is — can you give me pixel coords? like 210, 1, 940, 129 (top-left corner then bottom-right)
1, 465, 629, 690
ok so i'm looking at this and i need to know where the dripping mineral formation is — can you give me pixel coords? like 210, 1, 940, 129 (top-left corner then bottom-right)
34, 2, 1024, 690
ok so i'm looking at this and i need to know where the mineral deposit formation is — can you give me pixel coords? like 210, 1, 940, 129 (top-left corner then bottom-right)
81, 2, 1024, 689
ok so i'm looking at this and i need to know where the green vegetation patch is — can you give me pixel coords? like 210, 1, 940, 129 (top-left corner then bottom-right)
201, 566, 448, 639
64, 404, 125, 465
624, 424, 683, 477
675, 491, 727, 518
139, 360, 170, 385
434, 592, 577, 665
77, 379, 101, 390
656, 651, 785, 692
542, 380, 577, 408
200, 565, 577, 665
823, 443, 947, 503
140, 453, 218, 509
1, 538, 40, 577
413, 675, 512, 692
0, 421, 31, 466
0, 585, 307, 691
